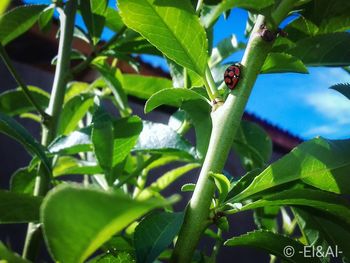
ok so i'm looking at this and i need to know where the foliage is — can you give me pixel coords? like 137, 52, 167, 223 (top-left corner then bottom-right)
0, 0, 350, 262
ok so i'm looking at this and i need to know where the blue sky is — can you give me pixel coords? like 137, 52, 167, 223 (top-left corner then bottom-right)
24, 0, 350, 140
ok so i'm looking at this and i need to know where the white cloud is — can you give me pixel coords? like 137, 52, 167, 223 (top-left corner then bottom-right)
303, 125, 338, 137
305, 91, 350, 124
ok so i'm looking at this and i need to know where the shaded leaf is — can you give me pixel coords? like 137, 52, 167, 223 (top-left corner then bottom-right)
293, 207, 350, 260
0, 242, 30, 263
261, 52, 308, 74
0, 112, 51, 172
134, 212, 184, 263
233, 121, 272, 171
289, 32, 350, 66
201, 0, 274, 28
145, 88, 210, 113
137, 163, 200, 200
91, 105, 114, 177
227, 189, 350, 226
329, 83, 350, 100
209, 34, 244, 67
225, 230, 319, 263
0, 86, 49, 116
0, 190, 42, 223
58, 94, 94, 135
80, 0, 107, 44
105, 7, 124, 32
122, 74, 173, 100
93, 62, 131, 116
53, 156, 102, 177
210, 172, 230, 204
10, 167, 36, 194
0, 5, 47, 45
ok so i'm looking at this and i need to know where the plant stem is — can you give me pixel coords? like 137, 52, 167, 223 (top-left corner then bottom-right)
0, 44, 49, 122
22, 1, 77, 260
204, 65, 220, 101
171, 1, 295, 261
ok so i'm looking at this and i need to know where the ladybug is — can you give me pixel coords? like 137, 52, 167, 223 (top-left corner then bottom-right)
224, 63, 241, 90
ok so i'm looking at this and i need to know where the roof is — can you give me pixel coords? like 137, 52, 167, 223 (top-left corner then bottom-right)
4, 4, 303, 152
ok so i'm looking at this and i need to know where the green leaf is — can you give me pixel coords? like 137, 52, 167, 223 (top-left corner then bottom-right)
51, 49, 86, 65
261, 52, 308, 74
227, 189, 350, 225
134, 121, 197, 160
254, 207, 279, 232
181, 183, 196, 192
209, 34, 244, 67
329, 83, 350, 100
231, 137, 350, 201
42, 185, 175, 263
10, 167, 36, 194
145, 89, 211, 157
58, 94, 94, 135
80, 0, 108, 44
145, 88, 210, 113
182, 101, 211, 158
137, 163, 200, 200
112, 116, 143, 166
293, 207, 350, 260
53, 156, 102, 177
289, 32, 350, 66
113, 30, 162, 56
0, 86, 49, 116
122, 74, 173, 100
292, 208, 332, 263
233, 121, 272, 171
105, 7, 124, 32
0, 242, 30, 263
49, 116, 143, 162
65, 81, 93, 102
166, 59, 204, 88
134, 212, 184, 263
49, 127, 93, 155
88, 252, 135, 263
0, 112, 51, 172
118, 0, 208, 76
0, 190, 42, 223
91, 105, 114, 177
225, 230, 319, 263
0, 0, 10, 15
38, 5, 54, 31
0, 4, 47, 45
286, 0, 350, 38
93, 62, 131, 116
225, 169, 261, 202
201, 0, 274, 28
210, 172, 230, 204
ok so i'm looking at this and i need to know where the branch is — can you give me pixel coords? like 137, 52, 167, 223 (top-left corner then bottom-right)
0, 44, 50, 123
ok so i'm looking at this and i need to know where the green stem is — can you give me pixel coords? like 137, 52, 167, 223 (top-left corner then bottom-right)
204, 65, 220, 101
22, 1, 77, 260
209, 229, 223, 263
171, 1, 295, 260
0, 44, 49, 122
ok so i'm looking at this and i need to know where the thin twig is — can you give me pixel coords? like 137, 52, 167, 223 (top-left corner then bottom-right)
71, 26, 127, 75
0, 43, 50, 122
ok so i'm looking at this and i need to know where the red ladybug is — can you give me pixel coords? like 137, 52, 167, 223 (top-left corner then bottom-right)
224, 64, 241, 90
